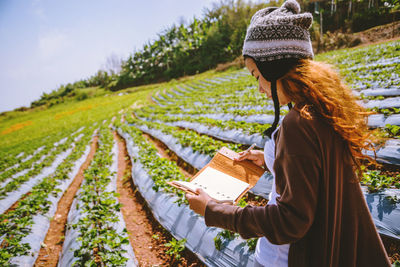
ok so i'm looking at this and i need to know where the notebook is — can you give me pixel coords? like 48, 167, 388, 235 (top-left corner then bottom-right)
168, 147, 265, 205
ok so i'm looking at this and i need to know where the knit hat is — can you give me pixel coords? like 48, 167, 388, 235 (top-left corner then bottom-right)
242, 0, 313, 137
242, 0, 314, 62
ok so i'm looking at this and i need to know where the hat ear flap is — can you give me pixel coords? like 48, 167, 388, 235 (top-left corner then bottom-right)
301, 13, 313, 29
289, 13, 313, 29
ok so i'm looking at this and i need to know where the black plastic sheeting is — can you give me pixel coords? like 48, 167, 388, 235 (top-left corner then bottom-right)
130, 123, 400, 241
119, 129, 257, 267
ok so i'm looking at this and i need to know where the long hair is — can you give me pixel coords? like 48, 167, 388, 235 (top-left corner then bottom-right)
279, 59, 377, 175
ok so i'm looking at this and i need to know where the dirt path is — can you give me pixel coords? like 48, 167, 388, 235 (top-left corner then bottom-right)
34, 136, 98, 267
114, 131, 204, 266
114, 131, 164, 265
356, 36, 400, 48
381, 235, 400, 264
143, 133, 196, 177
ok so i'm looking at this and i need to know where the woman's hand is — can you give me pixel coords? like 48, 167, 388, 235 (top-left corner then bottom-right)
186, 188, 213, 217
234, 149, 265, 167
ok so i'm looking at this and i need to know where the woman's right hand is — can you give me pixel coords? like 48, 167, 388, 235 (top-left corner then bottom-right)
233, 149, 265, 167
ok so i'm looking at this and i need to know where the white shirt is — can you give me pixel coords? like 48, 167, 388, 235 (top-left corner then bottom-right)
254, 127, 290, 266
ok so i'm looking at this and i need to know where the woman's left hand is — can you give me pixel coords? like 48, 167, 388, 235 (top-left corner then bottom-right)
186, 188, 213, 217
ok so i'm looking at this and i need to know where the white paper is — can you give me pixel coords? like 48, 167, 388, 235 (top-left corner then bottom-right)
176, 166, 249, 202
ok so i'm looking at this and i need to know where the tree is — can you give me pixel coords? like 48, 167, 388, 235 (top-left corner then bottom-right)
103, 53, 123, 75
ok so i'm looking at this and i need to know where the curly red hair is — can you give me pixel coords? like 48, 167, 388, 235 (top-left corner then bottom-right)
280, 59, 377, 175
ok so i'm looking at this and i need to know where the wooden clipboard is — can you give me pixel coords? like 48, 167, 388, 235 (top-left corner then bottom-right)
168, 147, 265, 205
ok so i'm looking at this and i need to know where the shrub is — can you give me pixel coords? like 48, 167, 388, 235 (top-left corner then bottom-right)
75, 91, 89, 101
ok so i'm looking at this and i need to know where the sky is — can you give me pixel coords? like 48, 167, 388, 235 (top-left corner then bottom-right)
0, 0, 216, 113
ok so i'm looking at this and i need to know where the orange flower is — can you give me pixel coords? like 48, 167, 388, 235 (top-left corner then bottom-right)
1, 121, 33, 135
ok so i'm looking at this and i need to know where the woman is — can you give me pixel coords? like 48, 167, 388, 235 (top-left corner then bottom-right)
186, 0, 391, 266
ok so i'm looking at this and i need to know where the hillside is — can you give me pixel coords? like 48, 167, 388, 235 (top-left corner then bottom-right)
0, 39, 399, 265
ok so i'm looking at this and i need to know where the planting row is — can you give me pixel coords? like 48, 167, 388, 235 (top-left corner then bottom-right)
131, 110, 400, 167
117, 124, 258, 266
317, 40, 400, 90
124, 119, 272, 199
117, 121, 400, 266
136, 114, 268, 148
128, 116, 400, 189
0, 125, 95, 265
0, 127, 85, 186
0, 127, 92, 215
0, 126, 86, 175
59, 127, 137, 266
126, 117, 242, 158
123, 118, 400, 238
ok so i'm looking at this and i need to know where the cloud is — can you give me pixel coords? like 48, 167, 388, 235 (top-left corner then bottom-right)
38, 30, 72, 59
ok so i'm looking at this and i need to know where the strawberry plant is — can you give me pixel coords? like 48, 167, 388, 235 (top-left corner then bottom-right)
70, 127, 132, 266
164, 238, 187, 262
126, 117, 241, 156
385, 124, 400, 138
118, 124, 188, 204
361, 169, 397, 192
0, 126, 95, 265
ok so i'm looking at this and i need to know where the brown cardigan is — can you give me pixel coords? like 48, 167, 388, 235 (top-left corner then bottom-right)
205, 107, 391, 267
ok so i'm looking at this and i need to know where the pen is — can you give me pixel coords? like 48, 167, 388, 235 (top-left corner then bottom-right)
244, 143, 256, 154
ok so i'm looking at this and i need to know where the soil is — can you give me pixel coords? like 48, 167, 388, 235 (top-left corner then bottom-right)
371, 163, 400, 177
355, 21, 400, 47
114, 131, 204, 266
143, 133, 196, 177
34, 136, 98, 267
243, 193, 269, 207
381, 235, 400, 264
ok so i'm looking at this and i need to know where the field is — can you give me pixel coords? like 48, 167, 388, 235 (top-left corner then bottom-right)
0, 40, 399, 266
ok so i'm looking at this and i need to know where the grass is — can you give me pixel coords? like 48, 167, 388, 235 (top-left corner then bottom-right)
0, 68, 227, 153
0, 89, 148, 152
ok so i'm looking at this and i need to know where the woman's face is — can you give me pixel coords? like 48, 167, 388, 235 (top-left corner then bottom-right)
245, 57, 291, 105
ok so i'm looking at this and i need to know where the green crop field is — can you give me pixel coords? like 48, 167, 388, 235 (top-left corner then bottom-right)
0, 39, 399, 266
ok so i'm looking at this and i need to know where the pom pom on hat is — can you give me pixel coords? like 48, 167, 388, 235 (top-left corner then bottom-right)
282, 0, 300, 14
